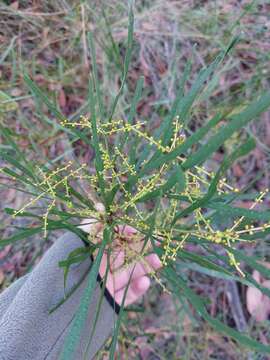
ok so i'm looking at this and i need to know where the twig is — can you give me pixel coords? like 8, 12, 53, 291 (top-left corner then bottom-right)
226, 280, 253, 360
226, 280, 247, 332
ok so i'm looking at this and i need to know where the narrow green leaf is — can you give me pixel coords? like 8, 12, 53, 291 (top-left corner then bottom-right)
116, 75, 144, 162
68, 185, 95, 210
127, 76, 144, 126
108, 3, 134, 121
179, 55, 222, 125
1, 167, 37, 187
179, 250, 232, 276
164, 267, 270, 354
224, 246, 270, 280
4, 208, 41, 219
136, 165, 185, 202
101, 6, 122, 71
0, 227, 43, 248
24, 73, 65, 121
182, 92, 270, 170
136, 52, 225, 176
0, 220, 89, 249
0, 90, 18, 112
24, 74, 93, 147
109, 275, 130, 360
158, 59, 192, 146
1, 152, 35, 179
88, 32, 104, 119
174, 36, 237, 127
59, 226, 111, 360
0, 124, 37, 175
105, 184, 120, 208
85, 258, 111, 355
59, 247, 94, 292
179, 250, 270, 299
137, 113, 223, 178
49, 265, 90, 315
88, 77, 106, 200
208, 202, 270, 222
172, 138, 256, 224
190, 237, 270, 299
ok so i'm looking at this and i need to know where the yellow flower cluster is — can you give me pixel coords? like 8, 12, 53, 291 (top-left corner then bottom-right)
12, 163, 88, 237
10, 114, 270, 280
161, 231, 188, 266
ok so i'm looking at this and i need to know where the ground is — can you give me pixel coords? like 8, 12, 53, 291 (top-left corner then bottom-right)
1, 1, 270, 359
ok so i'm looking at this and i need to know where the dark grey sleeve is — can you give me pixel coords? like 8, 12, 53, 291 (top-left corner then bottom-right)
0, 232, 118, 360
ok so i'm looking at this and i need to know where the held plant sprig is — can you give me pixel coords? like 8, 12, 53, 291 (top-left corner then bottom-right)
2, 12, 270, 357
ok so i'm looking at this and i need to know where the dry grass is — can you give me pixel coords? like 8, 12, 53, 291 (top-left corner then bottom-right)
1, 1, 270, 358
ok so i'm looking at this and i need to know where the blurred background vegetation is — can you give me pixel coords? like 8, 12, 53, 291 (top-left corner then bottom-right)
1, 1, 270, 358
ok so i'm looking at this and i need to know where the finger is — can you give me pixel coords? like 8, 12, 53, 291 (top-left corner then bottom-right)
109, 250, 125, 271
114, 275, 150, 306
99, 252, 112, 279
79, 218, 103, 234
99, 250, 125, 275
78, 202, 104, 234
116, 224, 137, 237
115, 224, 148, 251
109, 253, 161, 291
132, 253, 162, 278
132, 275, 151, 293
145, 253, 162, 271
99, 252, 126, 295
99, 254, 117, 295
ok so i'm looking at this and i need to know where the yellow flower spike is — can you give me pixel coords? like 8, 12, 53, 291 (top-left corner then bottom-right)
114, 147, 136, 176
43, 198, 56, 238
228, 251, 245, 277
13, 164, 86, 217
32, 122, 270, 296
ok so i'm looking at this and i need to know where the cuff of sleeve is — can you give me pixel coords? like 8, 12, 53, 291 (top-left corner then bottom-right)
88, 253, 120, 315
96, 273, 121, 315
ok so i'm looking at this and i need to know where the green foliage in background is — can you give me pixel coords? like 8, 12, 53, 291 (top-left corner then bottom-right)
1, 3, 270, 358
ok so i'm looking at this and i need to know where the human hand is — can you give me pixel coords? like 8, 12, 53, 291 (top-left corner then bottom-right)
99, 225, 162, 306
80, 208, 162, 307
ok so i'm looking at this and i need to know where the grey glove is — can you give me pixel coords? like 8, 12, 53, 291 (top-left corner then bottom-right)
0, 232, 118, 360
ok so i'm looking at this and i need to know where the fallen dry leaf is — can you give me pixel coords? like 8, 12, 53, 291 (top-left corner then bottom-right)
0, 245, 12, 261
232, 163, 244, 178
246, 262, 270, 322
58, 88, 67, 110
